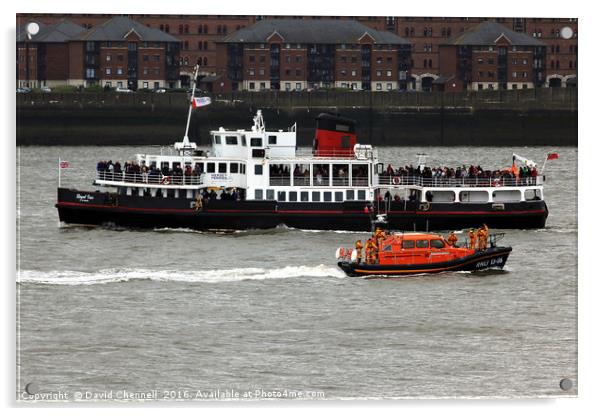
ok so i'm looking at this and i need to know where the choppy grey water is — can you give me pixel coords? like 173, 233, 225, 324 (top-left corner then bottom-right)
16, 146, 577, 400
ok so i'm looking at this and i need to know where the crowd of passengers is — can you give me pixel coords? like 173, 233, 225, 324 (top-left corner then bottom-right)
382, 163, 538, 186
97, 160, 204, 184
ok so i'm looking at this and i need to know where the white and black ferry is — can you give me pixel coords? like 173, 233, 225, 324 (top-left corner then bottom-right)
56, 69, 549, 232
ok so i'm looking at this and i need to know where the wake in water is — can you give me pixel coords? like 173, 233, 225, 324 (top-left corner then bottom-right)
17, 264, 346, 286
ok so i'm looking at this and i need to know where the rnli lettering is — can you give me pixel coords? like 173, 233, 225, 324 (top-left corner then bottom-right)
476, 257, 504, 268
75, 193, 95, 203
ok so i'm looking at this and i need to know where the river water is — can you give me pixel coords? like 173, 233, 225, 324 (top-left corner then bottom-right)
16, 145, 577, 400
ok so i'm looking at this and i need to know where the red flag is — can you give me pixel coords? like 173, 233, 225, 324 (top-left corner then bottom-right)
59, 161, 70, 169
546, 153, 559, 161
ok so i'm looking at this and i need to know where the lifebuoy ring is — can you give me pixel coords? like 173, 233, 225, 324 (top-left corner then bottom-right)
162, 176, 171, 185
392, 176, 401, 185
419, 201, 431, 211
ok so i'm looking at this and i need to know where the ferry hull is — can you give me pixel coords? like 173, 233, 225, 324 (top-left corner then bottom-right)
56, 188, 547, 231
337, 246, 512, 278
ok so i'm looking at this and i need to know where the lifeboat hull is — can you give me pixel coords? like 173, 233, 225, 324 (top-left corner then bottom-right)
337, 246, 512, 278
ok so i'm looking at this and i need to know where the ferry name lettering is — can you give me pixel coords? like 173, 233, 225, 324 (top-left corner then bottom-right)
75, 193, 95, 202
210, 173, 233, 182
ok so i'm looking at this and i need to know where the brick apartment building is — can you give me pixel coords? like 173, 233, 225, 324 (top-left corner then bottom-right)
211, 19, 411, 92
17, 16, 181, 89
17, 14, 578, 91
436, 21, 548, 92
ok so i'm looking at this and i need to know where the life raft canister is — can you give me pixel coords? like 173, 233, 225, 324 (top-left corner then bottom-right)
392, 176, 401, 185
162, 176, 171, 185
419, 201, 431, 211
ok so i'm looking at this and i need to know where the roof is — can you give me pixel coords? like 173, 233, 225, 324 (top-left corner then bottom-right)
220, 19, 409, 45
17, 19, 86, 43
74, 16, 179, 42
444, 21, 546, 47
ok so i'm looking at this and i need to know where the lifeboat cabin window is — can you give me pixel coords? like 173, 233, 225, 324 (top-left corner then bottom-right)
312, 191, 320, 202
268, 135, 277, 145
225, 136, 238, 145
251, 138, 262, 147
430, 239, 446, 249
219, 163, 227, 173
230, 163, 239, 174
382, 245, 392, 252
214, 135, 221, 144
255, 189, 263, 199
416, 240, 429, 249
207, 163, 215, 173
402, 240, 415, 249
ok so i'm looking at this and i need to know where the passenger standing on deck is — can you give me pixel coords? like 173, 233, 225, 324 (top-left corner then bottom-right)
469, 229, 477, 249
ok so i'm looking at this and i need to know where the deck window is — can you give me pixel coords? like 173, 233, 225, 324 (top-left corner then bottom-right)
352, 164, 369, 186
416, 240, 429, 248
294, 164, 310, 186
402, 240, 415, 249
335, 191, 344, 202
268, 135, 277, 145
255, 189, 263, 200
333, 164, 349, 186
218, 163, 227, 173
324, 192, 332, 202
313, 164, 330, 186
301, 191, 309, 201
358, 190, 367, 200
289, 191, 298, 202
214, 135, 221, 144
207, 163, 215, 173
266, 189, 275, 200
230, 163, 239, 173
312, 191, 321, 202
225, 136, 238, 145
430, 239, 446, 249
269, 164, 291, 186
194, 162, 204, 173
254, 165, 263, 175
346, 190, 354, 200
277, 191, 286, 201
251, 137, 262, 147
241, 135, 247, 146
241, 164, 246, 174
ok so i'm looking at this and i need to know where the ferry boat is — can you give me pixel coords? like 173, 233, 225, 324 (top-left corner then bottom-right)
336, 230, 512, 278
56, 65, 549, 232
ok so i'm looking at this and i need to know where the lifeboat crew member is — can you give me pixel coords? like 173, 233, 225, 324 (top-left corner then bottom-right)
447, 231, 458, 247
355, 240, 363, 263
365, 238, 377, 265
374, 227, 387, 243
468, 229, 477, 250
477, 227, 487, 250
481, 224, 489, 249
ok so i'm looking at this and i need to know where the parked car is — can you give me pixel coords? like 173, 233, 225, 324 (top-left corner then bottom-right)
115, 87, 133, 93
41, 86, 52, 93
17, 87, 31, 93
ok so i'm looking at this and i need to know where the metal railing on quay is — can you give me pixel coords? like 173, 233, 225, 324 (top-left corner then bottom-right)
96, 171, 205, 186
377, 175, 543, 188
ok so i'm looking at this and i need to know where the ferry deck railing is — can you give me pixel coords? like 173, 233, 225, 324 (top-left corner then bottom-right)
377, 174, 543, 188
96, 171, 205, 186
268, 175, 369, 187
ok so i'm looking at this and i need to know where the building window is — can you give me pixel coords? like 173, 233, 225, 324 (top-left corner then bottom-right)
387, 83, 392, 91
249, 82, 255, 90
284, 82, 291, 91
117, 68, 123, 75
143, 81, 148, 88
105, 68, 111, 75
351, 70, 356, 76
376, 83, 382, 91
249, 55, 255, 62
259, 69, 265, 76
296, 83, 301, 91
386, 70, 392, 77
341, 69, 347, 76
106, 55, 111, 62
249, 69, 255, 76
376, 70, 382, 77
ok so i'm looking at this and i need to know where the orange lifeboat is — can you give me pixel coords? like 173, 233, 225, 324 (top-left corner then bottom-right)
336, 229, 511, 278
